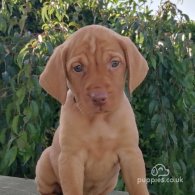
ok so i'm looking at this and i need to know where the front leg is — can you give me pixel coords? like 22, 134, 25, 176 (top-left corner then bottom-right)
119, 147, 149, 195
58, 152, 85, 195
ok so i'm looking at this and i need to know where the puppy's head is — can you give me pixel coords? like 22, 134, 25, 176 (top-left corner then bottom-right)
39, 25, 148, 114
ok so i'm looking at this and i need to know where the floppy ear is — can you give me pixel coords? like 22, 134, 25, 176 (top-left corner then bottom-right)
39, 44, 67, 104
120, 37, 149, 93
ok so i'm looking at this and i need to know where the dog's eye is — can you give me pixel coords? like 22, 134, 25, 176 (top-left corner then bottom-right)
73, 64, 83, 72
111, 60, 120, 68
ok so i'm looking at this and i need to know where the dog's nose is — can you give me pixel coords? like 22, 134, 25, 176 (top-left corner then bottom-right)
90, 91, 108, 106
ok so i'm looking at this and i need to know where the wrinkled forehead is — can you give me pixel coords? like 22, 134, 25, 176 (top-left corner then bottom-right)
65, 26, 124, 59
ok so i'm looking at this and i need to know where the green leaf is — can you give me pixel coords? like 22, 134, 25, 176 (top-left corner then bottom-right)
179, 159, 187, 176
23, 107, 32, 121
157, 52, 164, 63
6, 103, 14, 123
16, 87, 26, 105
17, 47, 29, 69
156, 123, 166, 137
7, 135, 17, 149
23, 150, 32, 164
0, 15, 7, 33
17, 131, 28, 150
56, 11, 62, 21
166, 110, 174, 124
23, 63, 31, 78
41, 5, 49, 22
19, 14, 27, 34
151, 56, 156, 69
44, 41, 53, 55
169, 132, 178, 148
8, 17, 18, 35
4, 146, 18, 167
151, 114, 160, 129
68, 21, 80, 29
149, 100, 158, 114
30, 100, 39, 118
161, 96, 170, 109
173, 161, 181, 176
48, 6, 54, 17
28, 123, 39, 140
182, 72, 194, 90
0, 128, 6, 144
11, 115, 19, 134
139, 32, 144, 44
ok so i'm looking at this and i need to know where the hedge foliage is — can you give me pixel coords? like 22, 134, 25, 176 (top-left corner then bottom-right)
0, 0, 194, 194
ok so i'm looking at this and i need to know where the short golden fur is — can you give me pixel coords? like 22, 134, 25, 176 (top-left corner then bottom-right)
36, 25, 149, 195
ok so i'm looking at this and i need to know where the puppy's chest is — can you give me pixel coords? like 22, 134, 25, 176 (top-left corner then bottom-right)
85, 144, 119, 176
84, 148, 119, 194
83, 122, 119, 158
83, 130, 120, 180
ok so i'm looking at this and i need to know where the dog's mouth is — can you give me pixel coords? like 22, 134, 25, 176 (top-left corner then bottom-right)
94, 105, 110, 113
85, 101, 111, 114
74, 96, 112, 115
72, 90, 119, 115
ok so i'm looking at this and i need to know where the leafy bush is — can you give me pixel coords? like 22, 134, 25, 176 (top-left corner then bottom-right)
131, 2, 195, 194
0, 0, 194, 194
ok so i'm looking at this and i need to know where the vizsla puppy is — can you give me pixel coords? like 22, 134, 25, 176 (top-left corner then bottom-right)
35, 25, 149, 195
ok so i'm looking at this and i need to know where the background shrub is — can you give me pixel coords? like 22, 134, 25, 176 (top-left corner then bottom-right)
0, 0, 194, 194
